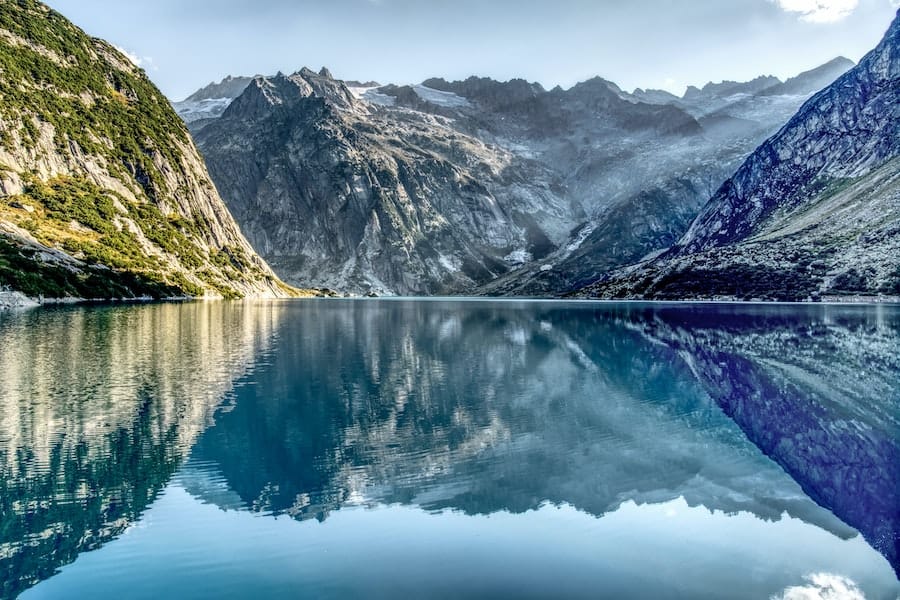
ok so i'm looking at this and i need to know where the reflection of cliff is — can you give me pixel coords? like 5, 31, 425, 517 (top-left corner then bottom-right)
0, 391, 182, 598
0, 302, 283, 598
187, 301, 856, 544
611, 303, 900, 575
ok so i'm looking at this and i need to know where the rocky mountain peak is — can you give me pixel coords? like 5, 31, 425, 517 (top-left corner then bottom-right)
223, 67, 356, 119
183, 75, 254, 103
177, 36, 873, 297
563, 76, 632, 109
683, 85, 702, 98
222, 74, 302, 118
822, 55, 855, 70
684, 75, 781, 100
420, 77, 451, 89
345, 79, 381, 88
575, 10, 899, 302
762, 56, 855, 96
567, 76, 624, 95
630, 88, 681, 105
420, 76, 545, 110
290, 67, 356, 109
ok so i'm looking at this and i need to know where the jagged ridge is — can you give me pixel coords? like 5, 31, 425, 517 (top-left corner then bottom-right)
188, 62, 842, 295
195, 67, 581, 295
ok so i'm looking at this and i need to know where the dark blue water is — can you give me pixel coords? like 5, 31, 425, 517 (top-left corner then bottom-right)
0, 300, 898, 599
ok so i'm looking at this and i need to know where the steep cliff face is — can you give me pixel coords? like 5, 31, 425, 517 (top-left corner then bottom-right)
680, 23, 897, 253
197, 69, 579, 295
467, 58, 852, 296
0, 0, 296, 299
579, 12, 899, 301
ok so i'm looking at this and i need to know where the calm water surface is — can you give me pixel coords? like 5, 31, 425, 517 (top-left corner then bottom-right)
0, 300, 898, 599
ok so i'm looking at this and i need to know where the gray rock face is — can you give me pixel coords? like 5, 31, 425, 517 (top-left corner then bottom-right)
643, 58, 855, 149
184, 55, 856, 296
480, 178, 710, 295
681, 32, 897, 252
578, 12, 900, 301
469, 59, 853, 296
196, 69, 578, 294
184, 75, 256, 102
762, 57, 855, 96
683, 75, 781, 101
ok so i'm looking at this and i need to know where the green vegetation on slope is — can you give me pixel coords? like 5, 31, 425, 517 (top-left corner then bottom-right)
0, 0, 188, 196
0, 235, 188, 298
0, 176, 282, 298
0, 0, 300, 299
577, 158, 900, 302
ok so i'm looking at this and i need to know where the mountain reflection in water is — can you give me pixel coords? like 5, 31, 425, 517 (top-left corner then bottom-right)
1, 300, 897, 599
0, 302, 283, 598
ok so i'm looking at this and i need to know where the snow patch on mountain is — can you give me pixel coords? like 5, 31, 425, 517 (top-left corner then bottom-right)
412, 85, 471, 108
173, 97, 234, 123
349, 86, 397, 106
503, 248, 533, 265
179, 49, 864, 296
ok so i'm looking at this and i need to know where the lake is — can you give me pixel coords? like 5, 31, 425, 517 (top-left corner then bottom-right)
0, 299, 898, 599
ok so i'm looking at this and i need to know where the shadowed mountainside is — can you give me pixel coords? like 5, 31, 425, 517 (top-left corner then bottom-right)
578, 12, 900, 301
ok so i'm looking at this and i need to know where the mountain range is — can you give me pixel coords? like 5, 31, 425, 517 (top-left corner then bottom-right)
0, 0, 894, 303
176, 56, 856, 296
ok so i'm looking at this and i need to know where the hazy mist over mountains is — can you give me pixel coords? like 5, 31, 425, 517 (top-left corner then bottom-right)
170, 50, 879, 297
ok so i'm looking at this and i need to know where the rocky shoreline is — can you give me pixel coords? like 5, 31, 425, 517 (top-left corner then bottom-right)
0, 289, 38, 310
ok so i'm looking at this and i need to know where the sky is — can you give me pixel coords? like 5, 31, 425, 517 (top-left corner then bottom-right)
43, 0, 900, 101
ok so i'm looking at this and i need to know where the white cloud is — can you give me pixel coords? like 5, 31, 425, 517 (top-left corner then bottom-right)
771, 573, 865, 600
114, 45, 156, 71
770, 0, 860, 22
114, 45, 142, 66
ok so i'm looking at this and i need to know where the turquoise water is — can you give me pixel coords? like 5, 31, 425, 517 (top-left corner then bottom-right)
0, 300, 898, 599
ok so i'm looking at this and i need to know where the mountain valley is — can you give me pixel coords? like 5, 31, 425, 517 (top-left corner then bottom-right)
176, 55, 856, 296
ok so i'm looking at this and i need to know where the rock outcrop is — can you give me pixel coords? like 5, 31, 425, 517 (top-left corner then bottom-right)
171, 75, 256, 124
195, 68, 579, 294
